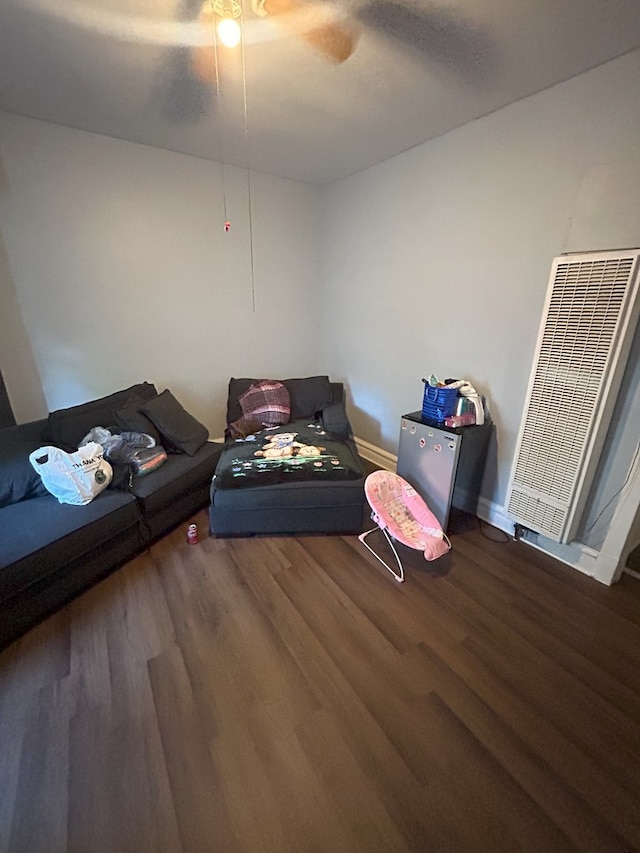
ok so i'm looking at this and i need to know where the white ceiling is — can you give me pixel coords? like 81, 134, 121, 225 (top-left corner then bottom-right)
1, 0, 639, 184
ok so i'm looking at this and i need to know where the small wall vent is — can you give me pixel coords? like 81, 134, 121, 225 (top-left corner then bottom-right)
506, 250, 640, 543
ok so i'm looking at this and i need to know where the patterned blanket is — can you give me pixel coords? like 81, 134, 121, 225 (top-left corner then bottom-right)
214, 420, 363, 489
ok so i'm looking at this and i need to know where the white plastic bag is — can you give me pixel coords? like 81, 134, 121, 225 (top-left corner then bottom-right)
29, 442, 113, 506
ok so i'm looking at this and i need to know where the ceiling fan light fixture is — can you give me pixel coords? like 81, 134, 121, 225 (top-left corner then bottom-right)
204, 0, 242, 48
217, 16, 241, 47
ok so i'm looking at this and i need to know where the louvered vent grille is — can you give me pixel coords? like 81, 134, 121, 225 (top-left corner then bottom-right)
507, 491, 566, 540
507, 251, 640, 542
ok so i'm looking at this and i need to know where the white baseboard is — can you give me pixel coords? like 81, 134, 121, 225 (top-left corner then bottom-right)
354, 436, 397, 471
475, 497, 515, 536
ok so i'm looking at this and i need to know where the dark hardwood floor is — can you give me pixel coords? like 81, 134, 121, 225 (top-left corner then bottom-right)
2, 509, 640, 853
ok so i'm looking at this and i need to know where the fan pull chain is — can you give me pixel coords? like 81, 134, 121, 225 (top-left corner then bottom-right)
240, 4, 256, 313
210, 15, 229, 228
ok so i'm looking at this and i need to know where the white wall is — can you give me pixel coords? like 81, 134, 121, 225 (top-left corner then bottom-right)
0, 229, 47, 424
320, 49, 640, 551
0, 113, 322, 436
1, 52, 639, 577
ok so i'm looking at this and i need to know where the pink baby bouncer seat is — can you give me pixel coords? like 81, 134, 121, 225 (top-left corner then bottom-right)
358, 471, 451, 582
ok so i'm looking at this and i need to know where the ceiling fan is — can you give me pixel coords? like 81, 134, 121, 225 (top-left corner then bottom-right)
190, 0, 360, 84
152, 0, 497, 125
187, 0, 495, 84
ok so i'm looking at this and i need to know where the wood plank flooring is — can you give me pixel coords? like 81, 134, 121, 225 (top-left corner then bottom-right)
2, 509, 640, 853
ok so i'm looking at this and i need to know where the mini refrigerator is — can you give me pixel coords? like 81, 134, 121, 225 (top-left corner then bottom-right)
396, 412, 492, 531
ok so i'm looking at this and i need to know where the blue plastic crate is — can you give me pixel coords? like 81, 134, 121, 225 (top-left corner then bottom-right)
422, 384, 459, 422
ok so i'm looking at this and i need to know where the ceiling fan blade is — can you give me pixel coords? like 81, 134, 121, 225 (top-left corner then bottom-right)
162, 48, 212, 122
159, 0, 214, 122
189, 1, 219, 84
356, 0, 495, 80
263, 0, 358, 63
298, 19, 359, 63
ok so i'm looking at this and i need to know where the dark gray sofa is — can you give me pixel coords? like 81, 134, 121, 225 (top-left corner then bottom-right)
209, 377, 367, 536
0, 382, 222, 649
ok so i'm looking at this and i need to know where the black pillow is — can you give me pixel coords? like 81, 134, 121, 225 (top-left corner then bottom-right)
0, 420, 50, 507
48, 382, 157, 450
226, 376, 333, 425
321, 401, 351, 439
140, 390, 209, 456
227, 379, 257, 425
114, 396, 162, 443
284, 376, 333, 420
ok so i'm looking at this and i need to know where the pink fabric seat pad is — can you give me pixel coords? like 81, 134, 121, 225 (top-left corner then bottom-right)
364, 471, 450, 561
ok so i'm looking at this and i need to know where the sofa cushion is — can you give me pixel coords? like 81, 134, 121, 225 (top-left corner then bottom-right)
129, 440, 222, 514
227, 376, 333, 425
239, 380, 291, 426
114, 395, 162, 443
47, 382, 157, 450
0, 490, 141, 599
0, 419, 50, 507
140, 390, 209, 456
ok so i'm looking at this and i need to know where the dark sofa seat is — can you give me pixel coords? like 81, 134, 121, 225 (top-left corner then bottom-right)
130, 442, 222, 514
131, 440, 222, 539
0, 491, 143, 644
0, 490, 140, 586
0, 381, 223, 649
210, 477, 366, 536
209, 376, 367, 537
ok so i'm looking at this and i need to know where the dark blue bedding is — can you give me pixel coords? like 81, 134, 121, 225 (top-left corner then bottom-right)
214, 419, 363, 489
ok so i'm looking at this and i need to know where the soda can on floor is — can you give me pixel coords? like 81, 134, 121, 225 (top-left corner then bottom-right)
187, 523, 199, 545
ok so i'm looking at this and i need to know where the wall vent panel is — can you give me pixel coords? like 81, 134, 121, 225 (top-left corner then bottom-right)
506, 250, 640, 543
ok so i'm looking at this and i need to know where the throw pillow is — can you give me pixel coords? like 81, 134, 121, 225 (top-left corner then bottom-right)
0, 421, 50, 507
226, 378, 257, 425
321, 401, 350, 439
47, 382, 157, 450
114, 396, 161, 443
239, 380, 291, 427
226, 376, 333, 425
283, 376, 333, 420
140, 390, 209, 456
